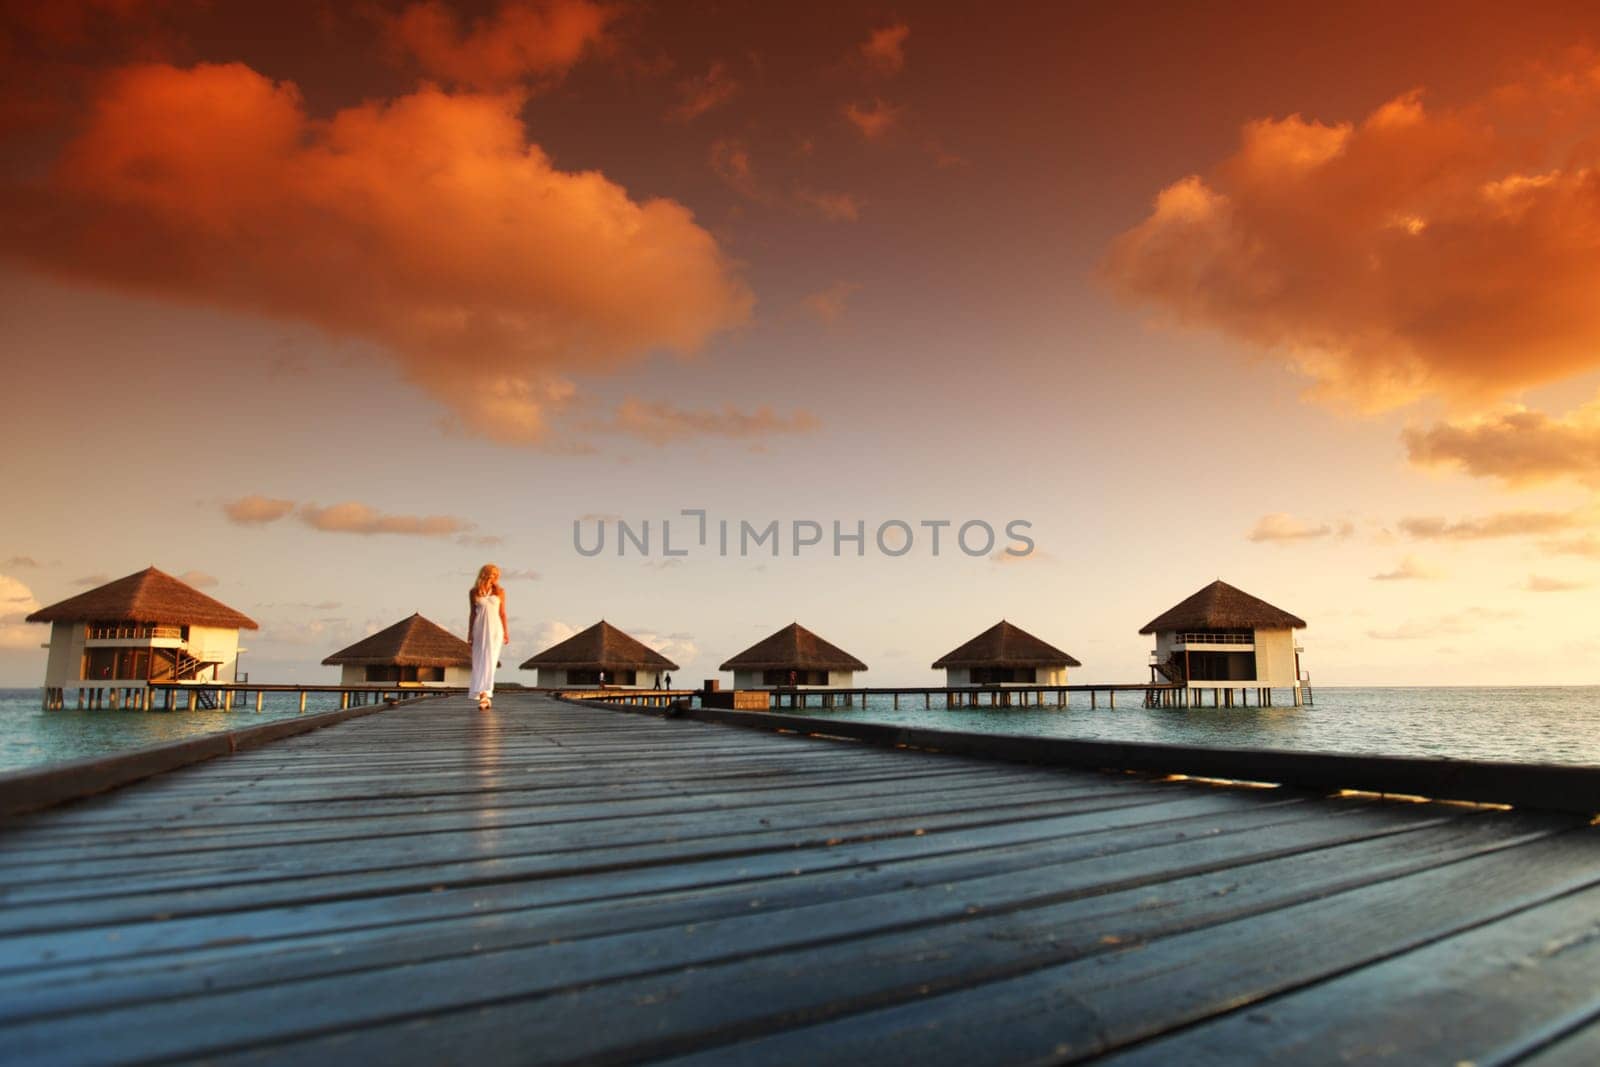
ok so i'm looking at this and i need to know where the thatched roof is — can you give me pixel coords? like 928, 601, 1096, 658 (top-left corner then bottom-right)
519, 620, 678, 671
719, 622, 867, 672
26, 567, 258, 630
1139, 580, 1306, 635
932, 620, 1081, 669
322, 614, 470, 668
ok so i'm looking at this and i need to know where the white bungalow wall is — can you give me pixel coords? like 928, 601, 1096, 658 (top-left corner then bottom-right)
43, 622, 240, 688
338, 664, 471, 687
42, 622, 85, 689
942, 666, 1069, 687
1252, 628, 1300, 687
1152, 627, 1301, 688
731, 670, 857, 689
535, 668, 663, 689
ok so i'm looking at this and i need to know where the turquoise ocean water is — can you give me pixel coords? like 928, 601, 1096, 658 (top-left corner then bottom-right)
2, 685, 1598, 775
0, 688, 349, 774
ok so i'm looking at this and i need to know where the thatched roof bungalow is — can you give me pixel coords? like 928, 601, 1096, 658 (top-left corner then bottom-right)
26, 567, 258, 706
719, 622, 866, 689
520, 620, 678, 688
932, 620, 1081, 687
1141, 580, 1307, 701
322, 614, 471, 687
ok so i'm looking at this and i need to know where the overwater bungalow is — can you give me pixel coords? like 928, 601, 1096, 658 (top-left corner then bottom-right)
1141, 579, 1308, 706
26, 566, 258, 710
932, 619, 1081, 687
720, 622, 867, 690
322, 614, 471, 688
520, 620, 678, 688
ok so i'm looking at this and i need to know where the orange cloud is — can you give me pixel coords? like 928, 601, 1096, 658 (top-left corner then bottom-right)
670, 61, 737, 121
710, 142, 861, 222
1247, 513, 1351, 543
843, 99, 900, 139
1399, 511, 1582, 540
592, 399, 820, 445
3, 63, 752, 445
709, 137, 758, 197
1404, 398, 1600, 487
0, 573, 42, 648
299, 502, 475, 537
225, 495, 295, 525
1526, 575, 1589, 592
860, 23, 909, 75
803, 281, 860, 323
1367, 608, 1516, 641
1, 0, 169, 44
223, 496, 479, 538
1542, 534, 1600, 559
1371, 555, 1443, 581
1105, 61, 1600, 412
178, 569, 217, 588
795, 188, 861, 221
386, 0, 612, 90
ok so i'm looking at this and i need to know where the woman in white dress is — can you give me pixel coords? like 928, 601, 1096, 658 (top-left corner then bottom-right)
468, 564, 509, 709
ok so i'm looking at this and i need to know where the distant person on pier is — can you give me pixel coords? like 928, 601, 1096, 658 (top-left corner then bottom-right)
468, 564, 509, 710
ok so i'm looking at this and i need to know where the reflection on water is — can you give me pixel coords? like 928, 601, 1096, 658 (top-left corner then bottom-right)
795, 686, 1600, 768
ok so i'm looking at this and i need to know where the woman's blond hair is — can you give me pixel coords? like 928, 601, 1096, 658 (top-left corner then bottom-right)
473, 564, 501, 597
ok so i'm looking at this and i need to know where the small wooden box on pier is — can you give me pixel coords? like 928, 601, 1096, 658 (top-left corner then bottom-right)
701, 690, 772, 711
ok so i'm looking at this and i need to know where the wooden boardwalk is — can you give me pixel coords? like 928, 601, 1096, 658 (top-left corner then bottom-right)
2, 693, 1600, 1065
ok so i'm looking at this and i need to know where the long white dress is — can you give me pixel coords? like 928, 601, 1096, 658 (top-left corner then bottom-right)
469, 593, 504, 699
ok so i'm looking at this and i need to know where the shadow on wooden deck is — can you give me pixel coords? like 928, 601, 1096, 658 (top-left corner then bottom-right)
0, 691, 1598, 1065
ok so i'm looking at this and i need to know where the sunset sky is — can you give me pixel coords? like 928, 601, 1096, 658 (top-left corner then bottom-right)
3, 0, 1600, 688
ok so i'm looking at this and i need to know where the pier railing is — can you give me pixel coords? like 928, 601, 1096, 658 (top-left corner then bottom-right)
43, 682, 497, 712
1174, 632, 1253, 645
562, 682, 1185, 711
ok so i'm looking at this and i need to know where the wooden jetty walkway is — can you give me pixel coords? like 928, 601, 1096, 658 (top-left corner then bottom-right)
2, 692, 1600, 1064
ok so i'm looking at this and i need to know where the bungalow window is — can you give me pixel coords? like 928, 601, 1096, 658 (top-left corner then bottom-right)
82, 648, 150, 680
567, 669, 638, 686
970, 667, 1037, 684
1186, 651, 1255, 681
762, 669, 830, 686
363, 665, 446, 683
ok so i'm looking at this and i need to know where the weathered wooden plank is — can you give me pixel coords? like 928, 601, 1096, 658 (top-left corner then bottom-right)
0, 768, 1103, 864
0, 788, 1277, 937
0, 794, 1319, 976
4, 692, 1597, 1067
50, 817, 1581, 1067
635, 829, 1600, 1067
0, 762, 1007, 840
1095, 874, 1600, 1065
0, 799, 1350, 1017
0, 807, 1505, 1060
0, 777, 1160, 890
1518, 1021, 1600, 1067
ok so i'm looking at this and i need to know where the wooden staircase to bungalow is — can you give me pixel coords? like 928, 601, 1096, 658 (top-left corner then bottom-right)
1145, 653, 1187, 707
